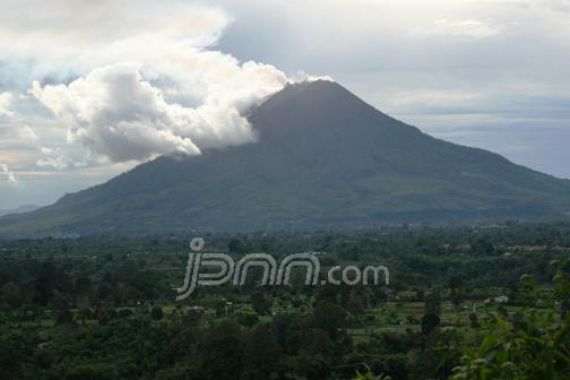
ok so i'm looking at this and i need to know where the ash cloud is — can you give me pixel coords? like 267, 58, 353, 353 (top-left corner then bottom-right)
4, 0, 294, 163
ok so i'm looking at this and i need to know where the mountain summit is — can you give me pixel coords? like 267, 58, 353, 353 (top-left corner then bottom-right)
2, 80, 569, 236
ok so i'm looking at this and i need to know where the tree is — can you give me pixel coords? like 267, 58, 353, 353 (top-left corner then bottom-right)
243, 323, 281, 379
251, 293, 271, 316
200, 319, 245, 380
353, 369, 392, 380
453, 262, 570, 379
1, 282, 23, 309
228, 239, 246, 254
311, 301, 347, 341
237, 312, 259, 328
0, 329, 38, 379
421, 313, 440, 334
469, 312, 479, 328
552, 259, 570, 319
347, 288, 366, 318
471, 238, 496, 256
449, 275, 464, 307
151, 306, 164, 321
452, 312, 570, 379
315, 284, 339, 305
55, 306, 74, 327
424, 289, 441, 317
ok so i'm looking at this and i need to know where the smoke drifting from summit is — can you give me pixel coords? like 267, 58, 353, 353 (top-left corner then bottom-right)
31, 61, 287, 162
2, 0, 306, 163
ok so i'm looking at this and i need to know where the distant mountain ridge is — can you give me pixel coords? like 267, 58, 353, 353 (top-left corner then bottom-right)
0, 204, 41, 218
1, 80, 569, 237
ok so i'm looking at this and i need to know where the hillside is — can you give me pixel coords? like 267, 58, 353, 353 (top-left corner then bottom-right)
1, 80, 569, 237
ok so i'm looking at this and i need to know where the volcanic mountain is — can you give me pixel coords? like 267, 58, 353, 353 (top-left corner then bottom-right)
1, 80, 569, 237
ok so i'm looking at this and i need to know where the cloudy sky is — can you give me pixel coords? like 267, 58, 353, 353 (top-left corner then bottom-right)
1, 0, 569, 209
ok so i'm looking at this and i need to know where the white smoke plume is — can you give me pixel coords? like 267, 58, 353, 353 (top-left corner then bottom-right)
2, 0, 295, 163
31, 62, 287, 162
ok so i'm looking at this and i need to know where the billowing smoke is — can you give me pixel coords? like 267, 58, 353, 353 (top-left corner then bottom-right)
31, 62, 287, 162
2, 0, 297, 163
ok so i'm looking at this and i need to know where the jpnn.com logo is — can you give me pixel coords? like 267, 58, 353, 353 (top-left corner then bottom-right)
176, 238, 390, 301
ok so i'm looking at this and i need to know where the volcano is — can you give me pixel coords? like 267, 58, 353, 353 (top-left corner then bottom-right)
1, 80, 569, 237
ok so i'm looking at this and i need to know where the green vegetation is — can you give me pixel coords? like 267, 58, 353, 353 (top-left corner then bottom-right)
0, 222, 569, 379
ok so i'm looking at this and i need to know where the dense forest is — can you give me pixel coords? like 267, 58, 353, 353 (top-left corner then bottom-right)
1, 222, 569, 379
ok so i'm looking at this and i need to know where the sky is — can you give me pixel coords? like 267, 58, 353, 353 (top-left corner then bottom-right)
1, 0, 569, 209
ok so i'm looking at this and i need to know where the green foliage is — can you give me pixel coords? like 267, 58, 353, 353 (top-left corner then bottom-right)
312, 301, 347, 341
424, 289, 441, 316
0, 227, 570, 379
421, 313, 440, 335
452, 311, 570, 380
353, 368, 392, 380
452, 261, 570, 380
251, 292, 272, 316
243, 323, 281, 379
151, 306, 164, 321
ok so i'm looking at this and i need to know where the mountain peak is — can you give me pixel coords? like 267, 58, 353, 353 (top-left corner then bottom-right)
251, 79, 383, 129
265, 79, 359, 107
282, 79, 345, 93
249, 78, 397, 143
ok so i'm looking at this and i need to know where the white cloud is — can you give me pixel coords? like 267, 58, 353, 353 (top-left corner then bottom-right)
0, 0, 292, 164
0, 92, 13, 117
0, 1, 231, 69
31, 61, 287, 162
412, 19, 502, 39
548, 0, 570, 12
0, 0, 570, 206
0, 124, 39, 141
390, 90, 482, 107
17, 125, 39, 140
36, 147, 74, 170
1, 164, 18, 185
